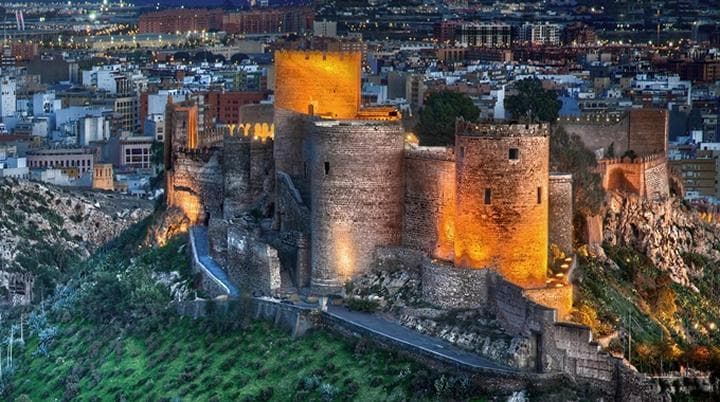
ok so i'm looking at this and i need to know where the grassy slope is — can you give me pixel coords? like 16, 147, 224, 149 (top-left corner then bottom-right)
6, 215, 489, 402
12, 317, 442, 401
574, 245, 720, 373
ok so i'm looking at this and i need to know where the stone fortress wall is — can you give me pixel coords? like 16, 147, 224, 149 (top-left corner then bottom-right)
166, 148, 223, 224
557, 112, 629, 155
598, 153, 670, 199
222, 105, 275, 219
558, 109, 668, 157
402, 147, 457, 261
420, 261, 652, 397
560, 109, 670, 202
548, 174, 574, 256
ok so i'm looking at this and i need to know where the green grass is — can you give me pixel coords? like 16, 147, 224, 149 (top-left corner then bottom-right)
10, 316, 481, 401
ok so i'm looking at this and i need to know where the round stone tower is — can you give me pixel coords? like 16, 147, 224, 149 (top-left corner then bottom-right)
453, 121, 550, 289
309, 120, 405, 291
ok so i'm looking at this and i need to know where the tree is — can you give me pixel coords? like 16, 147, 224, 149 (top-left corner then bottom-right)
415, 92, 479, 146
504, 78, 562, 122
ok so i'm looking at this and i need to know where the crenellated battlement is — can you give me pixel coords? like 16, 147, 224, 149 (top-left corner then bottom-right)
598, 152, 667, 166
455, 118, 550, 138
274, 49, 362, 60
597, 152, 669, 199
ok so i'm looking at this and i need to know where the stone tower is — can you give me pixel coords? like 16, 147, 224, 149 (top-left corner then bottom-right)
274, 50, 361, 119
453, 120, 550, 288
309, 120, 405, 290
92, 163, 114, 191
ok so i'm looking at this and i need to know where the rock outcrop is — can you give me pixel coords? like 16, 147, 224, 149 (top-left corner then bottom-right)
348, 248, 534, 369
603, 193, 720, 288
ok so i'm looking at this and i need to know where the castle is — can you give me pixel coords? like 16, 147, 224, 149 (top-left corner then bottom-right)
164, 49, 578, 316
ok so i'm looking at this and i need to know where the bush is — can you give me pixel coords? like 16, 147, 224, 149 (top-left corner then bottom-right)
345, 297, 379, 313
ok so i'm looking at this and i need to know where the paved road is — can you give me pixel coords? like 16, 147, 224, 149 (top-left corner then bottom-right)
189, 225, 514, 374
327, 305, 516, 373
189, 226, 241, 297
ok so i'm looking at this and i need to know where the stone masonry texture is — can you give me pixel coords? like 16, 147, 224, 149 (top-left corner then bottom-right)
309, 120, 405, 290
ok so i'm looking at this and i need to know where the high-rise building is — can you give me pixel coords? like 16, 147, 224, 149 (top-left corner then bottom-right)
519, 22, 562, 46
457, 22, 512, 48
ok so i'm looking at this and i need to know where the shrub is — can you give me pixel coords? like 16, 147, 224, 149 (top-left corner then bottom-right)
345, 297, 379, 313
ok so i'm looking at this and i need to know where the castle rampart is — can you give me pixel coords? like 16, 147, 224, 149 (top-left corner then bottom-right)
557, 109, 668, 157
549, 174, 574, 256
403, 147, 456, 261
598, 153, 669, 198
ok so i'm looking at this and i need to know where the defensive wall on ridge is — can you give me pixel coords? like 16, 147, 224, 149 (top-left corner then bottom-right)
416, 257, 653, 398
598, 153, 670, 199
558, 109, 668, 157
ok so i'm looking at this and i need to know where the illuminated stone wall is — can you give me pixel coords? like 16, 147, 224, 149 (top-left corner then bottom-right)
403, 147, 456, 261
309, 120, 405, 291
454, 122, 550, 289
223, 131, 274, 219
165, 101, 200, 170
167, 150, 224, 224
548, 174, 573, 256
274, 50, 361, 119
599, 153, 669, 199
421, 260, 490, 309
524, 285, 573, 321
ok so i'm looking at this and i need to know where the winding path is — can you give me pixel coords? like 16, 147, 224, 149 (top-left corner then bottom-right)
189, 226, 516, 374
189, 226, 240, 297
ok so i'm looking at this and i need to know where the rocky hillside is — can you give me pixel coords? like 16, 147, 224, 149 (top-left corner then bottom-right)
574, 192, 720, 376
602, 193, 720, 288
0, 178, 153, 299
347, 249, 535, 370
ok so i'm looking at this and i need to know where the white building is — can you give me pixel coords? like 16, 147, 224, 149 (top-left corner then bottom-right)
33, 92, 62, 116
0, 77, 16, 118
144, 114, 165, 142
78, 115, 111, 145
313, 20, 338, 38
